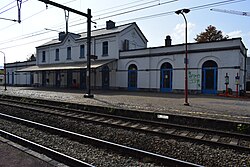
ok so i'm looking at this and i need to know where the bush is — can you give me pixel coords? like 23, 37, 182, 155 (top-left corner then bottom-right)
223, 88, 232, 95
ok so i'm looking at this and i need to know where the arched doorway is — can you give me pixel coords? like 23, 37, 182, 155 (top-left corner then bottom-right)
202, 60, 218, 94
102, 65, 109, 89
160, 62, 173, 92
128, 64, 137, 90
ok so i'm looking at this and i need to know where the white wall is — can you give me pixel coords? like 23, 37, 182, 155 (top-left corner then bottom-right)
6, 61, 36, 85
118, 38, 247, 92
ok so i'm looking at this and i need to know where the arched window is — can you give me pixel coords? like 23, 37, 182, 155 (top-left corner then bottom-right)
202, 60, 218, 94
202, 60, 217, 68
160, 62, 173, 92
128, 64, 137, 90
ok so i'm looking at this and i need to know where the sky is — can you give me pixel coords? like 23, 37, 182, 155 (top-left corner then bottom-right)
0, 0, 249, 66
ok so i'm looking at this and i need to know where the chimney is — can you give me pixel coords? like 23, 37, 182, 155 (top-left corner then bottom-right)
59, 32, 66, 41
106, 20, 115, 30
165, 35, 172, 46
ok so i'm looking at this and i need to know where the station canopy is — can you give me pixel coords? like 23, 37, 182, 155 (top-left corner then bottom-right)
17, 59, 115, 72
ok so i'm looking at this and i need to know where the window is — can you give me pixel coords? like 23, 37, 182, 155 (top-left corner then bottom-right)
67, 47, 71, 60
42, 51, 46, 62
102, 41, 108, 56
80, 45, 85, 58
55, 49, 59, 61
128, 64, 137, 89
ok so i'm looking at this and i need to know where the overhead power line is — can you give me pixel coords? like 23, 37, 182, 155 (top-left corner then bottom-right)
0, 0, 16, 12
0, 0, 77, 31
0, 0, 246, 50
0, 0, 170, 42
0, 36, 56, 50
95, 0, 178, 21
210, 8, 250, 16
0, 17, 17, 22
38, 0, 162, 33
95, 0, 159, 17
0, 0, 28, 15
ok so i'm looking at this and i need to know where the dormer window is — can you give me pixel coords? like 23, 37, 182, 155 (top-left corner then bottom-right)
42, 51, 46, 62
102, 41, 108, 56
80, 45, 85, 58
55, 49, 59, 61
67, 47, 71, 60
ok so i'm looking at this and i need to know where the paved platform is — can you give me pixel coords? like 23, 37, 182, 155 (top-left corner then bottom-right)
0, 136, 63, 167
1, 86, 250, 123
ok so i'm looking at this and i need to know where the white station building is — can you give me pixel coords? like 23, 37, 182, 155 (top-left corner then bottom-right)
6, 20, 248, 94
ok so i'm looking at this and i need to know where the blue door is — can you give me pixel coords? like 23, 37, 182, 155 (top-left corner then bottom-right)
161, 69, 172, 92
160, 62, 173, 92
128, 64, 137, 90
202, 60, 218, 94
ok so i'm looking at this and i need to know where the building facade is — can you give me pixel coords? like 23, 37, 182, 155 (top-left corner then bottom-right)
5, 60, 36, 86
7, 21, 248, 94
118, 38, 247, 94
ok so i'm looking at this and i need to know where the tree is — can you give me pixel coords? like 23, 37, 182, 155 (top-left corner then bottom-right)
27, 54, 36, 61
194, 25, 228, 42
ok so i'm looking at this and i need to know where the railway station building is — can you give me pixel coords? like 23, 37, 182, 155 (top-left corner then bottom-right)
6, 20, 248, 95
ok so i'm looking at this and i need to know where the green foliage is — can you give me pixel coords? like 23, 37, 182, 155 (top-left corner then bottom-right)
27, 54, 36, 61
223, 88, 232, 95
194, 25, 229, 42
237, 124, 249, 133
0, 69, 4, 75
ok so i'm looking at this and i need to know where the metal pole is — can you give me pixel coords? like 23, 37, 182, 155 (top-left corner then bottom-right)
0, 51, 6, 91
4, 55, 6, 91
84, 9, 94, 98
182, 13, 189, 106
37, 0, 94, 98
175, 9, 190, 106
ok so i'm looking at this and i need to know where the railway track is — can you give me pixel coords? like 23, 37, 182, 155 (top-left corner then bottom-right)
0, 97, 249, 153
0, 113, 200, 167
0, 129, 94, 167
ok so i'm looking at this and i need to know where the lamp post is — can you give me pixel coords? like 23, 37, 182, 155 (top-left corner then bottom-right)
0, 51, 7, 91
175, 9, 190, 106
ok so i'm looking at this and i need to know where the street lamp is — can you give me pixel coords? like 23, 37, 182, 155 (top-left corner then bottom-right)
0, 51, 7, 91
175, 9, 190, 106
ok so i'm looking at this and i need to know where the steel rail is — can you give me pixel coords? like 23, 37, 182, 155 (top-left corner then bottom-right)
1, 97, 250, 136
1, 94, 250, 132
0, 112, 202, 167
0, 98, 250, 139
0, 99, 250, 153
0, 129, 94, 167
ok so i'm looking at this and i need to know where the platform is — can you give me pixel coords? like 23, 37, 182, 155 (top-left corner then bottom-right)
1, 86, 250, 123
0, 136, 65, 167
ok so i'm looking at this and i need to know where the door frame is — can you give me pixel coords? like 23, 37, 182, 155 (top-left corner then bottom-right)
202, 67, 218, 94
160, 68, 172, 92
128, 69, 137, 90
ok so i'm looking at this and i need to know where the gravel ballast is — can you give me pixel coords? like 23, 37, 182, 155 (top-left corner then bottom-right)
0, 118, 161, 167
0, 105, 250, 166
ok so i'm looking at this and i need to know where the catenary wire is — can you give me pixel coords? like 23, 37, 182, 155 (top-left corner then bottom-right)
0, 0, 77, 31
0, 0, 169, 43
0, 0, 246, 50
0, 0, 16, 12
0, 0, 28, 15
